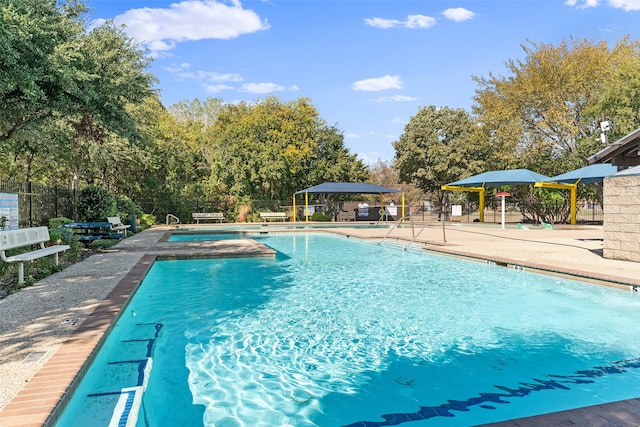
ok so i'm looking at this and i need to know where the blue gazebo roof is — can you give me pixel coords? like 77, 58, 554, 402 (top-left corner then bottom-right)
294, 182, 401, 195
548, 164, 618, 184
446, 169, 552, 188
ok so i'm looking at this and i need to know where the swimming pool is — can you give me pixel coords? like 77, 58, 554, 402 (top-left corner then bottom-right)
53, 233, 640, 426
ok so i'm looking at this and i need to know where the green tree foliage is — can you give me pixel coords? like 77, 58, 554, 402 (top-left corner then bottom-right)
77, 184, 114, 221
591, 40, 640, 140
0, 0, 85, 141
472, 37, 640, 175
205, 96, 367, 202
393, 106, 486, 206
0, 0, 155, 193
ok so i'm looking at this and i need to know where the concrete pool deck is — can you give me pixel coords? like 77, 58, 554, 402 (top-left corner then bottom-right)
0, 223, 639, 426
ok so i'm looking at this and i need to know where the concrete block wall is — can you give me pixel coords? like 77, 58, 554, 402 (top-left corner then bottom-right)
603, 175, 640, 262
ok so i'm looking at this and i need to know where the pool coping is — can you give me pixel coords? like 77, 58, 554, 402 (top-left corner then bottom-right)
0, 234, 277, 427
1, 225, 640, 426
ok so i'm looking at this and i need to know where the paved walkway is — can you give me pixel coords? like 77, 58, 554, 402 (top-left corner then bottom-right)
0, 223, 639, 426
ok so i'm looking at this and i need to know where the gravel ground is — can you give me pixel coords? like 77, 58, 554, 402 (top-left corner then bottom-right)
0, 230, 156, 409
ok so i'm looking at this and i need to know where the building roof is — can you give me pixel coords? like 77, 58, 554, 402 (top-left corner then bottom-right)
588, 127, 640, 169
445, 169, 552, 188
294, 182, 401, 195
611, 164, 640, 177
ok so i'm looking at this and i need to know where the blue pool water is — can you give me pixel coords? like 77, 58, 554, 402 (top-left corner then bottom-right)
54, 233, 640, 426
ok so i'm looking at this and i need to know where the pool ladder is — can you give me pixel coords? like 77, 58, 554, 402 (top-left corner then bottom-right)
379, 213, 428, 251
166, 214, 180, 225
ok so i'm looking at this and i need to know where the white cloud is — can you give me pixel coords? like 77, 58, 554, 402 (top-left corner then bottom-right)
405, 14, 437, 28
205, 84, 235, 93
112, 0, 270, 55
566, 0, 640, 11
565, 0, 600, 8
442, 8, 476, 22
364, 17, 402, 29
373, 95, 417, 103
165, 63, 295, 95
352, 75, 403, 91
608, 0, 640, 11
167, 64, 243, 84
357, 152, 381, 165
240, 82, 285, 93
365, 15, 435, 29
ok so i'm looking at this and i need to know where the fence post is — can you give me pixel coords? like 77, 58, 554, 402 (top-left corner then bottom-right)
28, 181, 33, 227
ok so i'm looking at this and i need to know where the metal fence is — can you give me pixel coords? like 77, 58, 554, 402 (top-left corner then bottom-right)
135, 198, 289, 224
0, 180, 75, 228
0, 178, 605, 228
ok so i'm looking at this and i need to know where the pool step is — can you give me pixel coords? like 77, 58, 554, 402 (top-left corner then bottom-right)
378, 240, 424, 253
84, 323, 163, 427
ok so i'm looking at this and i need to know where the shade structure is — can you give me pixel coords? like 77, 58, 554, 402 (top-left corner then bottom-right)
548, 164, 618, 184
446, 169, 553, 187
293, 182, 402, 222
294, 182, 401, 195
443, 169, 552, 224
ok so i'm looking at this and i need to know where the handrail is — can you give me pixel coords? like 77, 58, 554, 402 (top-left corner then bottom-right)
380, 213, 429, 250
381, 215, 408, 240
166, 214, 180, 225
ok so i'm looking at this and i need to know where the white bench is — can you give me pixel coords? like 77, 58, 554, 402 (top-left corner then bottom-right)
260, 212, 288, 222
0, 227, 70, 283
192, 213, 224, 224
107, 216, 131, 236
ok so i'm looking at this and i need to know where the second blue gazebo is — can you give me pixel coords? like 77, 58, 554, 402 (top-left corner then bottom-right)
293, 182, 402, 222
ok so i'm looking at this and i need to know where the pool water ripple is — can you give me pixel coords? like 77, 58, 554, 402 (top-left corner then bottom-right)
54, 233, 640, 427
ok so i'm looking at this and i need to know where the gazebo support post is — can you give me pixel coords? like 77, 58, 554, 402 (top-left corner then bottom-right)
305, 191, 309, 222
534, 181, 580, 225
440, 185, 486, 222
293, 194, 296, 222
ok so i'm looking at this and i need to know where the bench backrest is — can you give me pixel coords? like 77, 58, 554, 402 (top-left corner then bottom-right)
192, 213, 223, 218
0, 227, 50, 251
260, 212, 287, 217
107, 216, 123, 226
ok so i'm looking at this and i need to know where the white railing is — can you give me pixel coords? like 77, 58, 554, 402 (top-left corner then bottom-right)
166, 214, 180, 225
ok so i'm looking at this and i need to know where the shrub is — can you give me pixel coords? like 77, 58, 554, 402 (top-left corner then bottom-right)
48, 229, 62, 242
58, 228, 82, 262
140, 213, 156, 226
78, 185, 115, 222
48, 217, 72, 229
114, 194, 138, 220
310, 212, 332, 221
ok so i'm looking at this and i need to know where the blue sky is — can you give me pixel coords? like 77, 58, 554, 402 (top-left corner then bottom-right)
88, 0, 640, 164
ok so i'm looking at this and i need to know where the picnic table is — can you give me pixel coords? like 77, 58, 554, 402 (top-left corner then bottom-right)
60, 222, 125, 243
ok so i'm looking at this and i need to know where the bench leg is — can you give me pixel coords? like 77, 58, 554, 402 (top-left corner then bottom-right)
54, 252, 59, 266
18, 262, 24, 284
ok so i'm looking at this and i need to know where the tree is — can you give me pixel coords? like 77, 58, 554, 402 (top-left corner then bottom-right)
0, 0, 156, 193
591, 40, 640, 141
206, 96, 366, 203
369, 160, 422, 204
0, 0, 85, 142
472, 37, 640, 175
393, 106, 486, 211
